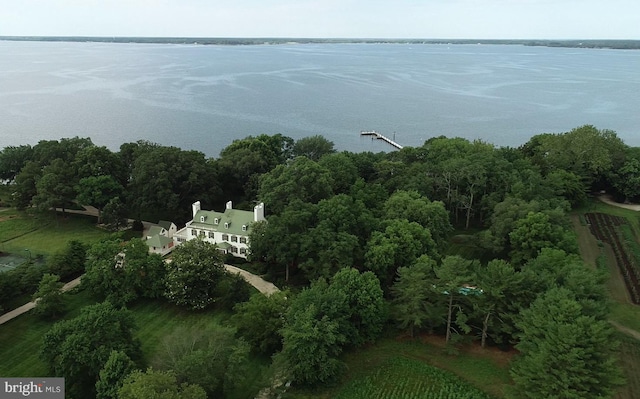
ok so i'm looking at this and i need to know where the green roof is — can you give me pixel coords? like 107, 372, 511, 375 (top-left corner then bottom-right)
190, 208, 255, 236
217, 242, 232, 249
158, 220, 174, 230
145, 234, 173, 248
148, 226, 164, 237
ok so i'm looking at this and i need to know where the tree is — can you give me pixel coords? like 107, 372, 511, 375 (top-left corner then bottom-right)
41, 302, 143, 398
391, 256, 439, 337
47, 240, 87, 280
217, 133, 294, 200
84, 239, 166, 306
328, 268, 387, 347
153, 325, 253, 398
96, 350, 137, 399
101, 196, 128, 231
118, 369, 206, 399
434, 255, 477, 343
232, 291, 289, 355
509, 288, 623, 399
127, 146, 218, 222
74, 145, 126, 183
292, 135, 336, 161
248, 200, 317, 281
258, 156, 333, 214
278, 302, 346, 386
473, 259, 523, 348
365, 219, 438, 288
0, 144, 33, 182
383, 190, 452, 251
32, 158, 77, 217
318, 152, 359, 194
165, 237, 228, 309
32, 273, 65, 319
12, 161, 41, 209
509, 211, 577, 265
76, 175, 124, 223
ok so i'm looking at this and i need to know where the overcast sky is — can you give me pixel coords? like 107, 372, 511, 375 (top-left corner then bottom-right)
2, 0, 639, 39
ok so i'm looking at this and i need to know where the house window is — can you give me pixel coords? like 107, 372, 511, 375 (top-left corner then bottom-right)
199, 230, 205, 237
231, 246, 238, 254
242, 225, 247, 232
222, 234, 229, 241
200, 216, 206, 223
224, 222, 229, 229
231, 236, 238, 243
240, 237, 247, 244
191, 229, 197, 236
240, 247, 246, 255
208, 231, 214, 239
214, 218, 219, 225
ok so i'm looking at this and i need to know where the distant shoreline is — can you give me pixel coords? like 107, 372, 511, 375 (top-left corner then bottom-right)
1, 36, 639, 50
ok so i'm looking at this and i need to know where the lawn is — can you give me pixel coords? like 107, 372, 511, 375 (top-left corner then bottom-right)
284, 336, 512, 399
0, 211, 114, 257
0, 290, 268, 399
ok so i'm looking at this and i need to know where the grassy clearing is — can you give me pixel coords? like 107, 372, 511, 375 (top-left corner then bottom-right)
0, 289, 98, 377
285, 337, 512, 399
0, 212, 112, 257
615, 334, 640, 399
0, 291, 267, 399
0, 209, 44, 244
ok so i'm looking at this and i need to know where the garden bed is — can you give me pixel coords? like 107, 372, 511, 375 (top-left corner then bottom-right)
585, 213, 640, 304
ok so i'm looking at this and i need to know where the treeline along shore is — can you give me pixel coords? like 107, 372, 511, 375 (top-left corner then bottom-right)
1, 36, 640, 49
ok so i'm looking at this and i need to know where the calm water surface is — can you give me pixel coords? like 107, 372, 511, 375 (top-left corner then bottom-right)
1, 41, 638, 156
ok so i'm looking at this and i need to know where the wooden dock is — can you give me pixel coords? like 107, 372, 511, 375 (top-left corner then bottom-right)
360, 130, 403, 150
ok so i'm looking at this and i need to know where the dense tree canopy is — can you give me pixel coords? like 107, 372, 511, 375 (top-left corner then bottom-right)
41, 302, 143, 398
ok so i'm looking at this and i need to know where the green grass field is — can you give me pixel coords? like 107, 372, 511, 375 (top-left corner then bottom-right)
0, 290, 268, 398
0, 211, 113, 257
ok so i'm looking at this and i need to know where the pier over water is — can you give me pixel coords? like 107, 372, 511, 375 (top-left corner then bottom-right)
360, 130, 404, 150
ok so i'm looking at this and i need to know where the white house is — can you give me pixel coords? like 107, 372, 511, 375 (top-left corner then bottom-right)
144, 220, 177, 256
173, 201, 265, 258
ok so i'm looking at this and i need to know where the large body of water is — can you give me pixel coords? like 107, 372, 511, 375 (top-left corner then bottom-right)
1, 41, 639, 156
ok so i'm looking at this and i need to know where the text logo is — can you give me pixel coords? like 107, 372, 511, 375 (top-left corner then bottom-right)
0, 378, 64, 399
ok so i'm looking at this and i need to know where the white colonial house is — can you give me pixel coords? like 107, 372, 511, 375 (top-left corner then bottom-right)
173, 201, 265, 258
144, 220, 177, 256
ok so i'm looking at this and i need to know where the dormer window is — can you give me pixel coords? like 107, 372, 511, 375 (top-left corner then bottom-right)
214, 218, 219, 225
242, 225, 247, 232
200, 216, 206, 223
224, 222, 229, 229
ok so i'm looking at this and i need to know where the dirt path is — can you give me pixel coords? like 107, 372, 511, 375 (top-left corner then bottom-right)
611, 321, 640, 341
224, 265, 280, 295
598, 195, 640, 211
0, 276, 81, 325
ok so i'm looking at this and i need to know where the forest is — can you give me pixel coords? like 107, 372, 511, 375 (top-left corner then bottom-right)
0, 124, 638, 398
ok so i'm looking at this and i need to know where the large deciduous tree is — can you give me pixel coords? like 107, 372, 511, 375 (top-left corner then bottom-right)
41, 302, 143, 399
292, 135, 336, 161
84, 239, 166, 306
232, 291, 289, 355
258, 156, 333, 214
76, 175, 124, 223
164, 237, 228, 309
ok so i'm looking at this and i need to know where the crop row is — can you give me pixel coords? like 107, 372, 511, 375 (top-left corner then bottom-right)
585, 213, 640, 304
334, 357, 493, 399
